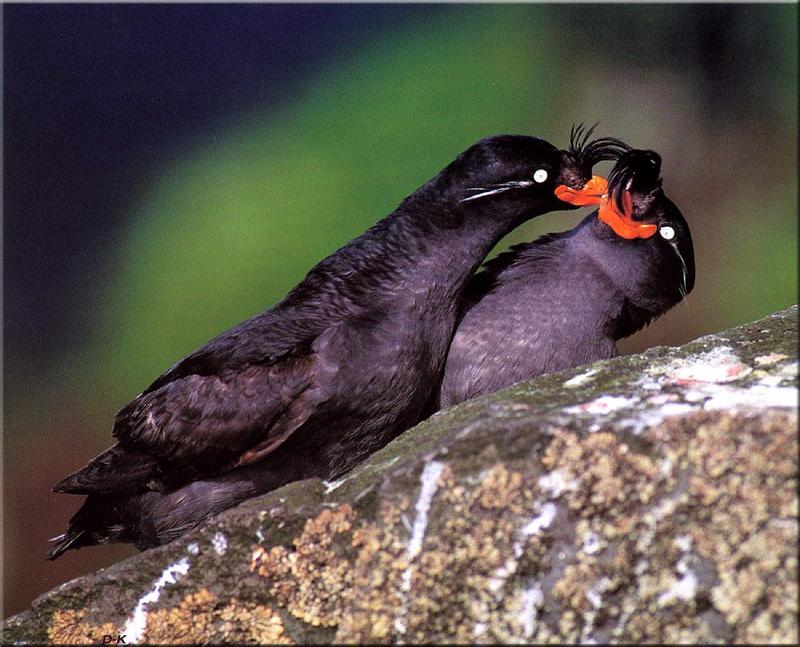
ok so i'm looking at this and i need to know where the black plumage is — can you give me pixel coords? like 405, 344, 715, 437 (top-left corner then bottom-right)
48, 132, 624, 558
437, 148, 694, 408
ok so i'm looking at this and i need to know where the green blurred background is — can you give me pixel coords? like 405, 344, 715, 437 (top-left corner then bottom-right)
4, 3, 797, 617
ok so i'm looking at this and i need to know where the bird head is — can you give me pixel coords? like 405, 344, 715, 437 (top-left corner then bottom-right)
593, 148, 695, 332
454, 126, 628, 221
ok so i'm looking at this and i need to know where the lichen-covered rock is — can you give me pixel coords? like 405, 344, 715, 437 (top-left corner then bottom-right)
4, 306, 798, 644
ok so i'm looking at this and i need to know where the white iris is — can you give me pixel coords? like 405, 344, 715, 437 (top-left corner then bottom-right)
660, 225, 676, 240
533, 169, 548, 183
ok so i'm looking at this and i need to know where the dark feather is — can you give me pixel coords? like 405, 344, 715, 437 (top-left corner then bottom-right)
46, 528, 87, 561
463, 231, 572, 307
607, 149, 663, 213
53, 446, 157, 494
568, 122, 631, 169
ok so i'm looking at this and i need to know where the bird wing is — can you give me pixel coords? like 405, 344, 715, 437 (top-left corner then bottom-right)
141, 305, 328, 394
141, 253, 370, 395
127, 351, 316, 464
55, 353, 319, 494
54, 304, 354, 495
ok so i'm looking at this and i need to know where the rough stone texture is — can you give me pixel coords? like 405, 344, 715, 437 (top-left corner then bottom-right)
4, 306, 798, 645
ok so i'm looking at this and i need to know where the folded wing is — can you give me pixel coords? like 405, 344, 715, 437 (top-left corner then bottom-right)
54, 349, 318, 495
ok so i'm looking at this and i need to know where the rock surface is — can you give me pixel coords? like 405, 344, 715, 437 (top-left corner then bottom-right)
4, 306, 798, 644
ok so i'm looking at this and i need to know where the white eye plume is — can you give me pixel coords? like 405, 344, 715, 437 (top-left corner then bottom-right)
533, 169, 548, 183
659, 225, 676, 240
460, 180, 533, 203
659, 224, 687, 297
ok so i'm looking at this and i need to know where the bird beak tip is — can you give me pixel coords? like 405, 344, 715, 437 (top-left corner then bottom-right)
554, 175, 608, 206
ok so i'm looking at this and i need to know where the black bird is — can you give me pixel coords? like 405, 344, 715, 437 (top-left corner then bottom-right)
437, 148, 694, 408
48, 130, 626, 557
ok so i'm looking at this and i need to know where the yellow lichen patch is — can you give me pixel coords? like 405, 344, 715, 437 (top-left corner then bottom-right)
144, 588, 216, 643
252, 504, 355, 628
622, 608, 716, 644
476, 463, 524, 510
684, 413, 798, 643
603, 411, 798, 644
534, 412, 797, 643
551, 562, 601, 614
336, 462, 554, 643
336, 504, 407, 642
244, 411, 796, 643
541, 431, 662, 517
218, 598, 292, 644
47, 609, 117, 645
144, 587, 292, 644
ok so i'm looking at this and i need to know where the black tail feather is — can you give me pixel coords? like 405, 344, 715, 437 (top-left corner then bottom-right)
46, 528, 88, 560
53, 445, 157, 494
47, 494, 130, 560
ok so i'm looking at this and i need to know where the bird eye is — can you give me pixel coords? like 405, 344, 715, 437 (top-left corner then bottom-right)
659, 225, 676, 240
533, 169, 548, 183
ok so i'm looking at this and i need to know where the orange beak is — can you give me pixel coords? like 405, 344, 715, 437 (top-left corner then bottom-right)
554, 175, 608, 206
598, 190, 658, 240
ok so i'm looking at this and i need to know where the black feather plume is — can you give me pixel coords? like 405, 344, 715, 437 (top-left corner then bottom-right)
606, 149, 662, 212
568, 122, 631, 169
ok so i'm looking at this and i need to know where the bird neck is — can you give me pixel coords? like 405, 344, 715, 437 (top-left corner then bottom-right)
573, 216, 675, 339
465, 217, 666, 344
486, 231, 623, 330
280, 184, 532, 319
389, 195, 527, 297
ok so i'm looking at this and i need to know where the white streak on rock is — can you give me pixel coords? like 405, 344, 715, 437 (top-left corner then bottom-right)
583, 532, 601, 555
581, 577, 611, 643
186, 542, 199, 555
521, 502, 557, 536
586, 577, 610, 610
406, 461, 445, 561
674, 534, 692, 552
703, 385, 797, 410
520, 583, 544, 639
123, 557, 191, 643
488, 503, 559, 594
564, 368, 598, 388
622, 402, 699, 435
566, 395, 639, 416
662, 346, 752, 383
770, 517, 799, 531
212, 532, 228, 556
537, 470, 578, 498
324, 457, 402, 493
472, 621, 488, 639
647, 393, 680, 405
488, 553, 521, 593
640, 380, 663, 391
323, 475, 351, 493
683, 389, 709, 403
586, 584, 604, 611
394, 460, 445, 637
652, 402, 698, 418
657, 558, 698, 606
